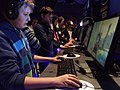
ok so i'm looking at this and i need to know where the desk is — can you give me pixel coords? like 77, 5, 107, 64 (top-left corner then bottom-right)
40, 49, 120, 90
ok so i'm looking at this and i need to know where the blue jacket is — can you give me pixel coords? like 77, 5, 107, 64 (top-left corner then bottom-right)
0, 21, 35, 90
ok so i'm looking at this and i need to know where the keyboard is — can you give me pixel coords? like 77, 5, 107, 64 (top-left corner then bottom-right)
57, 59, 77, 76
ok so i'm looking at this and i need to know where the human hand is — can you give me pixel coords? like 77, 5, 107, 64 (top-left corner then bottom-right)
51, 56, 63, 62
64, 42, 74, 47
69, 38, 75, 44
54, 74, 81, 88
60, 45, 69, 49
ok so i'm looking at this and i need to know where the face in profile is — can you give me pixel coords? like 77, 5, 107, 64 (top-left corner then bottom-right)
42, 13, 53, 25
11, 4, 31, 29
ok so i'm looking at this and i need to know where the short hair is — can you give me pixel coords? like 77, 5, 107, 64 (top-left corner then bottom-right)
39, 6, 53, 16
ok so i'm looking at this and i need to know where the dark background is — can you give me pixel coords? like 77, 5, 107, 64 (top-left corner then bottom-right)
34, 0, 120, 24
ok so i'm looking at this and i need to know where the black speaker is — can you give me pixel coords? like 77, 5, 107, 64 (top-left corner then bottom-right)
5, 0, 24, 20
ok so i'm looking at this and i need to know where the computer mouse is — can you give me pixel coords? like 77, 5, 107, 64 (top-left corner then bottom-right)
67, 53, 76, 57
79, 82, 82, 88
58, 57, 64, 61
71, 82, 82, 89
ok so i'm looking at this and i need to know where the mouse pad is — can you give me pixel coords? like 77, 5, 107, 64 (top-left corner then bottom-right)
62, 54, 80, 59
55, 80, 94, 90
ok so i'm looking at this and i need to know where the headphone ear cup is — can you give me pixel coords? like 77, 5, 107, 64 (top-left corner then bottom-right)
6, 7, 19, 20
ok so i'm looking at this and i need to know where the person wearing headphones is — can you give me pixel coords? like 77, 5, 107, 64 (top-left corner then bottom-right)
0, 0, 81, 90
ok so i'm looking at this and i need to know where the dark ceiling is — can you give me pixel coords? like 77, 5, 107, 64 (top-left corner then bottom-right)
35, 0, 88, 23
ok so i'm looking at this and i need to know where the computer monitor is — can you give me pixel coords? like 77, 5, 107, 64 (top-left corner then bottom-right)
77, 17, 94, 50
87, 16, 120, 72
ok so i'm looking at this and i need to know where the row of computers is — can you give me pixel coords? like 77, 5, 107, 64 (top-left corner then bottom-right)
55, 15, 120, 89
58, 15, 120, 76
78, 15, 120, 75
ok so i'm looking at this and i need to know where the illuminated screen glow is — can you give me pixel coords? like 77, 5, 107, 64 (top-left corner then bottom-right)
87, 16, 119, 67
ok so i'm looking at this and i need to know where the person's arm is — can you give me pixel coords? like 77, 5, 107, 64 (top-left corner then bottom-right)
64, 39, 75, 47
22, 26, 41, 52
24, 74, 81, 89
0, 33, 25, 90
33, 55, 62, 62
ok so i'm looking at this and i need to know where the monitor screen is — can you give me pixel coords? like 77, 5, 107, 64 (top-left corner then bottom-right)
77, 17, 94, 49
87, 16, 119, 67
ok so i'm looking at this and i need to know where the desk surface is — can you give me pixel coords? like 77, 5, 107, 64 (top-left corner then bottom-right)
40, 49, 120, 90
